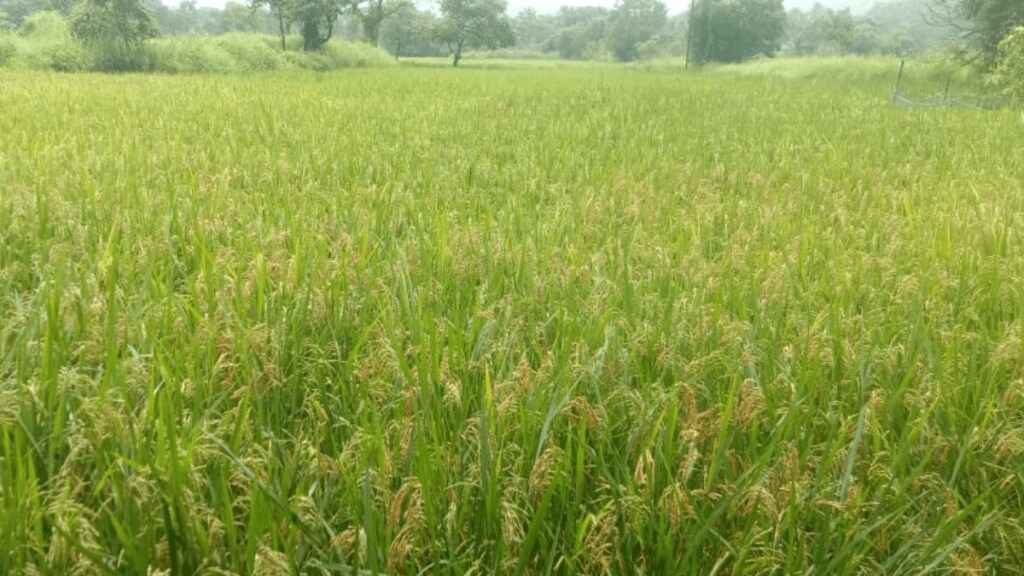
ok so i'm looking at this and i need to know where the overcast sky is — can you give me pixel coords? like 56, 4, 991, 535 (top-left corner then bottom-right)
190, 0, 879, 16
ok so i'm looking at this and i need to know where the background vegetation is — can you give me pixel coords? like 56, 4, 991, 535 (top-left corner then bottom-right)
1, 0, 1023, 72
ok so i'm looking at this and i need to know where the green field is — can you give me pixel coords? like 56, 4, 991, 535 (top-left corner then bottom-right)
1, 66, 1023, 574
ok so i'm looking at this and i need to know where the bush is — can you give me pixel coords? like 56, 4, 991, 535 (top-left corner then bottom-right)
9, 11, 89, 71
0, 36, 15, 66
216, 33, 284, 71
149, 34, 395, 74
1, 25, 395, 74
994, 27, 1024, 98
150, 35, 238, 73
20, 11, 68, 40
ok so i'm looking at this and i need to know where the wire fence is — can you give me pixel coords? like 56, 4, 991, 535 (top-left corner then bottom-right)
891, 60, 1015, 110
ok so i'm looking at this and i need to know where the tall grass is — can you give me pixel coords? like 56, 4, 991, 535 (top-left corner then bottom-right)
1, 65, 1023, 574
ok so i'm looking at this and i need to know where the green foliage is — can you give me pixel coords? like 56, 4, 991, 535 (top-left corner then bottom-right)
435, 0, 514, 66
511, 7, 554, 51
218, 0, 266, 33
379, 3, 442, 58
607, 0, 667, 62
1, 65, 1023, 574
0, 34, 15, 63
19, 7, 65, 37
866, 0, 959, 55
249, 0, 291, 49
930, 0, 1024, 60
0, 8, 13, 31
993, 27, 1024, 97
146, 32, 394, 72
70, 0, 159, 71
785, 5, 882, 57
352, 0, 407, 46
6, 10, 88, 70
291, 0, 346, 51
150, 33, 236, 72
0, 0, 49, 27
690, 0, 786, 64
553, 6, 608, 60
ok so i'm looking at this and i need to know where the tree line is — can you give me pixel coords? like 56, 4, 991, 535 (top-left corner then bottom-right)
0, 0, 1021, 70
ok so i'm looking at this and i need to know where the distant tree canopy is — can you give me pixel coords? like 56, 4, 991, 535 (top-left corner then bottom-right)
607, 0, 667, 61
784, 4, 885, 56
435, 0, 514, 66
69, 0, 158, 69
551, 6, 608, 59
219, 1, 265, 33
352, 0, 406, 46
0, 0, 1001, 66
379, 3, 443, 57
247, 0, 352, 51
929, 0, 1024, 60
689, 0, 786, 64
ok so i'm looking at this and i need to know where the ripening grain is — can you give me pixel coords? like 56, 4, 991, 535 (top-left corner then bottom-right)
1, 67, 1023, 574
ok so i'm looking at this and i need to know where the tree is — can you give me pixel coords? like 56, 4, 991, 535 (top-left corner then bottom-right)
866, 0, 957, 55
689, 0, 785, 64
608, 0, 667, 61
250, 0, 291, 49
928, 0, 1024, 60
784, 4, 880, 56
435, 0, 514, 67
993, 26, 1024, 96
353, 0, 406, 46
291, 0, 348, 51
0, 0, 49, 27
512, 7, 557, 51
70, 0, 159, 70
219, 0, 266, 33
380, 3, 442, 57
554, 6, 608, 59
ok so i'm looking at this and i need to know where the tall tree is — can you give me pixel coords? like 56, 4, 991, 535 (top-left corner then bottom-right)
380, 3, 442, 57
608, 0, 667, 61
353, 0, 406, 46
69, 0, 159, 70
929, 0, 1024, 59
435, 0, 514, 66
554, 6, 608, 59
689, 0, 785, 64
512, 7, 557, 51
219, 0, 266, 33
250, 0, 292, 49
291, 0, 350, 51
784, 4, 880, 56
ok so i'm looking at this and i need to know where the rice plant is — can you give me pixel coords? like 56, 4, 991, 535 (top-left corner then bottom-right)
1, 65, 1022, 574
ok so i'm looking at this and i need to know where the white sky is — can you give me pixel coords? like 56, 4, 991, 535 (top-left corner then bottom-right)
189, 0, 876, 16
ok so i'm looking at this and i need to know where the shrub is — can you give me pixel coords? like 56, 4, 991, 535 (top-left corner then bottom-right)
216, 33, 284, 71
150, 35, 237, 73
12, 11, 89, 71
0, 36, 15, 66
19, 11, 69, 40
993, 27, 1024, 98
148, 34, 395, 74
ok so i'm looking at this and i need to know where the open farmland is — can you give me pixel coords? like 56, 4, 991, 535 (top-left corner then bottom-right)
1, 67, 1023, 574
